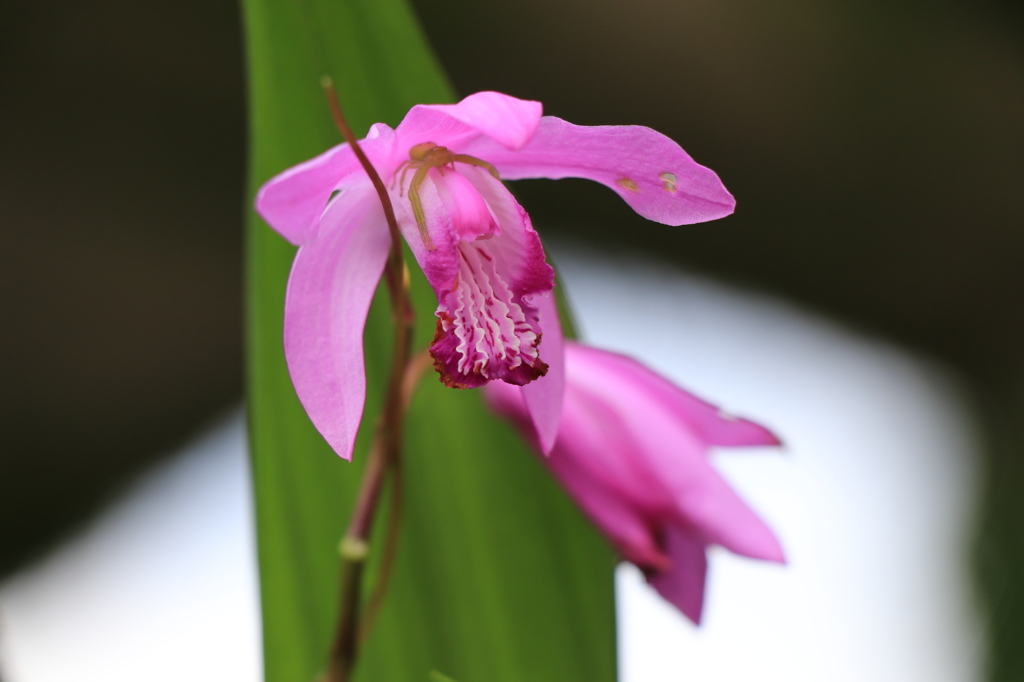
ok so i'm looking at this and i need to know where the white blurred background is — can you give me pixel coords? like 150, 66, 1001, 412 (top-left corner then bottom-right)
0, 248, 984, 681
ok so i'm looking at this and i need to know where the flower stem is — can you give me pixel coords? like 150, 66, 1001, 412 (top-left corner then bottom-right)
320, 77, 409, 313
320, 78, 417, 682
358, 351, 433, 645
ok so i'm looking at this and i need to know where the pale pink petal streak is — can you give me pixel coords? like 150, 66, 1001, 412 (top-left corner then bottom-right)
585, 350, 781, 447
389, 173, 462, 294
667, 465, 786, 563
282, 187, 391, 460
459, 116, 736, 225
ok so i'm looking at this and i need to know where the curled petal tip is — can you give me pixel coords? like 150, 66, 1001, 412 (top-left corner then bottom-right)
450, 91, 543, 150
401, 92, 543, 152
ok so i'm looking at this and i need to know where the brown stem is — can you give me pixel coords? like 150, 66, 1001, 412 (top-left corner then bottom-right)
357, 452, 403, 646
320, 78, 416, 682
320, 77, 409, 317
357, 350, 433, 644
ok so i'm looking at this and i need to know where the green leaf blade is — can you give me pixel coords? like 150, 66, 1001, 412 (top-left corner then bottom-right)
243, 1, 617, 679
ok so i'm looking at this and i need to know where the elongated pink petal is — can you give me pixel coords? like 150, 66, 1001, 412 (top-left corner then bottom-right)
396, 92, 543, 151
648, 529, 708, 625
459, 116, 735, 225
520, 291, 565, 454
255, 124, 398, 245
282, 187, 390, 460
667, 465, 785, 563
574, 347, 781, 448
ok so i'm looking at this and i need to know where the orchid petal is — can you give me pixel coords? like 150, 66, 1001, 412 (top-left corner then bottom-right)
460, 116, 735, 225
520, 291, 565, 454
396, 92, 543, 151
557, 380, 664, 512
648, 530, 708, 625
549, 450, 669, 569
282, 187, 390, 460
255, 124, 398, 245
577, 348, 781, 447
667, 465, 786, 563
563, 344, 784, 561
486, 338, 784, 624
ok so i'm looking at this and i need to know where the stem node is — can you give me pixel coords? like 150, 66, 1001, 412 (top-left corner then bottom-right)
339, 537, 370, 561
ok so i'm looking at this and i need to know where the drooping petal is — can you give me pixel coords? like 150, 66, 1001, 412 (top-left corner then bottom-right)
556, 377, 664, 512
458, 116, 735, 225
647, 529, 709, 625
395, 91, 543, 152
282, 187, 390, 460
520, 291, 565, 454
255, 123, 398, 245
562, 344, 784, 561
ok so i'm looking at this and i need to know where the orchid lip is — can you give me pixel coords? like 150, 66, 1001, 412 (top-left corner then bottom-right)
429, 241, 548, 388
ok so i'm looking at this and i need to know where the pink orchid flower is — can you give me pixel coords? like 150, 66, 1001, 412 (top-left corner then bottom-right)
255, 91, 735, 461
483, 340, 785, 624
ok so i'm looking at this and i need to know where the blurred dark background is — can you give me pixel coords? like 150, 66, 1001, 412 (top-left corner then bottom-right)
1, 0, 1022, 677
